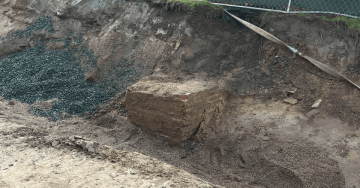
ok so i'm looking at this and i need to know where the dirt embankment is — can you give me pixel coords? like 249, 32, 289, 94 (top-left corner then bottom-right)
1, 0, 360, 187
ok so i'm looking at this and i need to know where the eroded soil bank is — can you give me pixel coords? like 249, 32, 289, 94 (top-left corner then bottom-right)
1, 0, 360, 187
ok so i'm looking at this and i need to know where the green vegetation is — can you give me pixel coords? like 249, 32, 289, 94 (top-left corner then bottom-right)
262, 12, 269, 19
298, 13, 306, 16
165, 0, 223, 10
292, 12, 360, 31
319, 15, 360, 31
163, 0, 360, 32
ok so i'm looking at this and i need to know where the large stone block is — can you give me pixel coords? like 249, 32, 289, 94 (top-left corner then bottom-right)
124, 79, 229, 142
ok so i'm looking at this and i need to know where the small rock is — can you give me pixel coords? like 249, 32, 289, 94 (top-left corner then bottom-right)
74, 135, 84, 139
29, 41, 37, 48
311, 99, 322, 108
262, 136, 270, 141
234, 175, 243, 182
130, 170, 136, 175
306, 109, 319, 117
52, 141, 59, 147
283, 98, 298, 104
60, 112, 71, 119
295, 93, 304, 100
79, 140, 99, 153
184, 28, 192, 37
287, 87, 297, 94
68, 136, 75, 141
109, 173, 117, 178
73, 121, 82, 125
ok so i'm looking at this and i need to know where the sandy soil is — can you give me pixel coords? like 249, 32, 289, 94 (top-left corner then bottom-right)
0, 99, 222, 188
0, 0, 360, 187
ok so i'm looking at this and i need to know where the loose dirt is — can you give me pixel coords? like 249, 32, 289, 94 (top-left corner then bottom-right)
0, 98, 222, 188
1, 0, 360, 187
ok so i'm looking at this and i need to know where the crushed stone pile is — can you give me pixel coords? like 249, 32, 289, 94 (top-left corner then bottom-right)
0, 15, 117, 121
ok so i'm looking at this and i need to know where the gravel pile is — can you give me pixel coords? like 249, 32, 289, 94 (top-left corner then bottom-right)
0, 15, 117, 122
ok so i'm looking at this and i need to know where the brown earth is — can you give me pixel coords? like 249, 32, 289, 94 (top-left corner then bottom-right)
1, 0, 360, 187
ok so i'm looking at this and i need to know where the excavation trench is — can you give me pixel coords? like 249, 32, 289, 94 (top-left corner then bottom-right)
0, 0, 360, 187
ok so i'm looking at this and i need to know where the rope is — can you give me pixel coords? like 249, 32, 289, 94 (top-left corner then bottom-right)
222, 8, 360, 90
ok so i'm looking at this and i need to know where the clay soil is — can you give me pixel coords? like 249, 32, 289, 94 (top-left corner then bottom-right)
1, 0, 360, 187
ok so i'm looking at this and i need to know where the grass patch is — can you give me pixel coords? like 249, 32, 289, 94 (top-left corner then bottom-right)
319, 15, 360, 31
262, 12, 269, 19
165, 0, 223, 10
290, 12, 360, 31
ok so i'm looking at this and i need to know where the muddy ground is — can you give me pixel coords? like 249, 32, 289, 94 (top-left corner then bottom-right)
0, 0, 360, 187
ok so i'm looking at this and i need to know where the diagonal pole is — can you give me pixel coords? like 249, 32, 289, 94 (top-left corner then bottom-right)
287, 0, 292, 11
223, 9, 360, 90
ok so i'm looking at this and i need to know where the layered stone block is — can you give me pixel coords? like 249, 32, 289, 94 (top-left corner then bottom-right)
124, 79, 229, 142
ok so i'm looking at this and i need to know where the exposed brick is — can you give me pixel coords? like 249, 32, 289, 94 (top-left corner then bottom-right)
124, 79, 229, 142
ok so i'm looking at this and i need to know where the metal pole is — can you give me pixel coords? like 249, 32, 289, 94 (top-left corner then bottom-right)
287, 0, 292, 11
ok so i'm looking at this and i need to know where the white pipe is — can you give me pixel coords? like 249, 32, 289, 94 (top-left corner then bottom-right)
287, 0, 292, 12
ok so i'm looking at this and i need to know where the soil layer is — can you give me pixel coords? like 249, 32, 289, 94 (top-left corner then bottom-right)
0, 0, 360, 187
